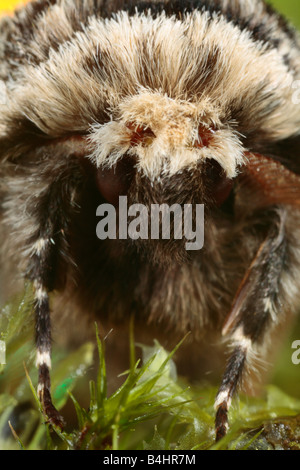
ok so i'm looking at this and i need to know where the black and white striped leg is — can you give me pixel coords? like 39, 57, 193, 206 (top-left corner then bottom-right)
29, 233, 65, 428
34, 278, 64, 429
215, 208, 287, 441
215, 340, 248, 440
26, 175, 77, 428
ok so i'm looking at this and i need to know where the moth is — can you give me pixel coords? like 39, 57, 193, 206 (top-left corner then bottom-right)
1, 0, 300, 442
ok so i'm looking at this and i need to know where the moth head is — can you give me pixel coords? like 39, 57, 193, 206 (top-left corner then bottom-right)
83, 91, 244, 219
88, 91, 244, 181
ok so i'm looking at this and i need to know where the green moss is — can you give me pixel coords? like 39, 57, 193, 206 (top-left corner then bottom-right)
0, 288, 299, 450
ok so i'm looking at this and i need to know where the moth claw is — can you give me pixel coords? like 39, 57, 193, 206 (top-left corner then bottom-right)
43, 403, 65, 430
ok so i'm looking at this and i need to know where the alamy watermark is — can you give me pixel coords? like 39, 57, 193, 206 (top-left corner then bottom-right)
291, 340, 300, 365
292, 80, 300, 105
0, 81, 7, 106
0, 340, 6, 365
96, 196, 204, 251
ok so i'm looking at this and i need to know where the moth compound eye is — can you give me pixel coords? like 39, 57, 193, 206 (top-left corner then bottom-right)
194, 125, 216, 149
205, 160, 234, 207
44, 135, 136, 206
126, 122, 156, 147
95, 155, 136, 206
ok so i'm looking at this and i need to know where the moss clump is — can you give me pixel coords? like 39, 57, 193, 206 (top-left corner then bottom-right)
0, 287, 299, 450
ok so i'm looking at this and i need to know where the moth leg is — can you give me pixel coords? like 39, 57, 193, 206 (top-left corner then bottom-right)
214, 337, 248, 441
215, 208, 287, 441
25, 168, 79, 429
31, 241, 65, 429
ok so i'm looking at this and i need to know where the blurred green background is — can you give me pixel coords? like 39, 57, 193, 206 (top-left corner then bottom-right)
270, 0, 300, 28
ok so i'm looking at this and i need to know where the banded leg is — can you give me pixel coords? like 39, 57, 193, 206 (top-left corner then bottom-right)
25, 167, 79, 428
32, 239, 64, 429
215, 208, 287, 441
